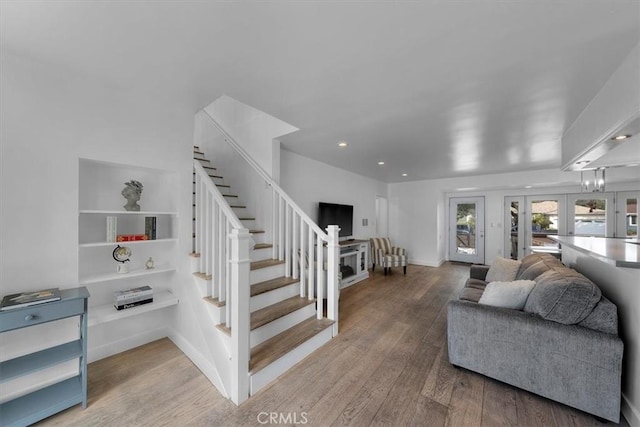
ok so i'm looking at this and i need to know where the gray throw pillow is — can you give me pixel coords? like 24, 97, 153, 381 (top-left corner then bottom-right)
524, 268, 601, 324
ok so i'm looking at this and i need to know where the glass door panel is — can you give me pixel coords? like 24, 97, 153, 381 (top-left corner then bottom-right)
505, 196, 524, 260
567, 193, 614, 237
616, 192, 639, 238
449, 197, 485, 264
524, 195, 565, 256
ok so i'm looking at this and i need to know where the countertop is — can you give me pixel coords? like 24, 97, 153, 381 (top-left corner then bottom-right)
550, 236, 640, 269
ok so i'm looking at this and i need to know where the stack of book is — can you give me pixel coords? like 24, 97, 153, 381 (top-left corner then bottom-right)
106, 216, 117, 242
145, 216, 157, 240
114, 285, 153, 310
1, 288, 61, 311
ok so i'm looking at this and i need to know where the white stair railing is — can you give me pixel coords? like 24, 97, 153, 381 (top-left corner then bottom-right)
193, 159, 251, 404
198, 110, 340, 335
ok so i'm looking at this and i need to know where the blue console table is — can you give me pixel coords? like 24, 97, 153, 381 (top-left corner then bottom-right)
0, 286, 89, 426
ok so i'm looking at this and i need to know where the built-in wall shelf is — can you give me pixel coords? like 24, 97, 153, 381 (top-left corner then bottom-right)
88, 290, 178, 327
79, 265, 176, 285
79, 238, 178, 248
78, 157, 180, 341
79, 210, 178, 216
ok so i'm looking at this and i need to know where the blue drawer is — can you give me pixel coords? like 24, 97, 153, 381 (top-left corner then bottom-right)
0, 298, 85, 332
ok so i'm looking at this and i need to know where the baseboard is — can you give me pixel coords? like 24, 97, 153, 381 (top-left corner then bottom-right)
622, 392, 640, 427
167, 328, 228, 399
88, 327, 168, 363
408, 258, 444, 268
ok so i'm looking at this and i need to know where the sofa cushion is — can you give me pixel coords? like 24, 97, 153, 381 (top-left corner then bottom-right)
578, 296, 619, 335
486, 257, 521, 282
459, 287, 484, 303
465, 278, 488, 290
524, 268, 601, 324
516, 254, 563, 281
478, 280, 536, 310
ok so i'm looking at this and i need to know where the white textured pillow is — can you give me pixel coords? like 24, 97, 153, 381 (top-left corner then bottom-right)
479, 280, 536, 310
485, 256, 521, 282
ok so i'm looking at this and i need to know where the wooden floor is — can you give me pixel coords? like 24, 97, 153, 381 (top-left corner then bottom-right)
38, 263, 624, 426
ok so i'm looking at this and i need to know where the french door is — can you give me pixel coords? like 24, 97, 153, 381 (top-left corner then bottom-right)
449, 197, 485, 264
616, 191, 639, 238
524, 195, 566, 256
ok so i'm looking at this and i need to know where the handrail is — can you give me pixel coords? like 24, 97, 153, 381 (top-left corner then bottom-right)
200, 110, 329, 241
193, 160, 244, 230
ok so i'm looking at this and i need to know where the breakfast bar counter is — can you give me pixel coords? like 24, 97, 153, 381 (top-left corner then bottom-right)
550, 236, 640, 269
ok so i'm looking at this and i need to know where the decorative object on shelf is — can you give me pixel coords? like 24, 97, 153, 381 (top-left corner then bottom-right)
145, 257, 155, 269
145, 216, 157, 240
113, 245, 132, 273
121, 180, 143, 211
116, 234, 148, 242
581, 168, 605, 193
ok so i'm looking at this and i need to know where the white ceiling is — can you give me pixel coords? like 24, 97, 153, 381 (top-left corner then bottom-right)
2, 1, 639, 182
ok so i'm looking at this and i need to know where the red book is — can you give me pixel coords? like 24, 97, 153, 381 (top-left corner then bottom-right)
116, 234, 149, 242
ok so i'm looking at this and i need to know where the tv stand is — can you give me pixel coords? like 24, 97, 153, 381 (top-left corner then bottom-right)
337, 239, 369, 288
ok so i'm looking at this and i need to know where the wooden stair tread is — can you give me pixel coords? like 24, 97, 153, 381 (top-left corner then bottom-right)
203, 296, 225, 307
216, 184, 231, 188
250, 259, 284, 271
202, 165, 217, 170
230, 205, 247, 209
223, 194, 238, 198
249, 229, 265, 234
249, 317, 334, 374
251, 276, 299, 297
239, 217, 256, 221
251, 296, 315, 330
193, 272, 212, 280
253, 243, 272, 250
195, 158, 211, 163
189, 252, 201, 258
216, 323, 231, 336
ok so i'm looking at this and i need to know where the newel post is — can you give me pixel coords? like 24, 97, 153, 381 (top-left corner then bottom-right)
326, 225, 340, 336
229, 228, 251, 404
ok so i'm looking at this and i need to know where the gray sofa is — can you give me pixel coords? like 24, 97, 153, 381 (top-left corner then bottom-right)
447, 253, 623, 422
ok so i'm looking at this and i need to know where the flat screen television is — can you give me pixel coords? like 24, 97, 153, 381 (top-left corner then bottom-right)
318, 202, 353, 239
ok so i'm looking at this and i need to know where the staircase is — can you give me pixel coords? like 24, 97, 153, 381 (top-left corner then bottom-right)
190, 142, 339, 403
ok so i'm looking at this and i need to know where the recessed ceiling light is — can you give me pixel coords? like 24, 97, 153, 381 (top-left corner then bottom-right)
378, 161, 385, 165
402, 173, 408, 177
575, 160, 590, 165
525, 185, 533, 189
337, 141, 348, 148
611, 134, 631, 141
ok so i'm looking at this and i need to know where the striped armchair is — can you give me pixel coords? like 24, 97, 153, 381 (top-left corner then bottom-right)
370, 237, 407, 275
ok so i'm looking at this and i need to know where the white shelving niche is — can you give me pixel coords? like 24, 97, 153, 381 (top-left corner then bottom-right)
78, 158, 179, 328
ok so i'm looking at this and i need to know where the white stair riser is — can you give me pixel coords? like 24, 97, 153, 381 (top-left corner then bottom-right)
250, 283, 300, 312
205, 303, 225, 324
250, 264, 285, 285
251, 247, 272, 262
249, 326, 333, 395
250, 303, 316, 348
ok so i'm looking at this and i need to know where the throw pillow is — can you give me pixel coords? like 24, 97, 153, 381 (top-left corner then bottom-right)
485, 256, 521, 282
478, 280, 536, 310
523, 268, 601, 324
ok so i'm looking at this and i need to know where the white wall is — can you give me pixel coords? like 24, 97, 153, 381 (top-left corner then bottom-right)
0, 50, 228, 400
280, 150, 386, 240
203, 95, 298, 177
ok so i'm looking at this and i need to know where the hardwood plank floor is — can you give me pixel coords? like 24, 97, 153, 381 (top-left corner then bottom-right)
37, 263, 625, 426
